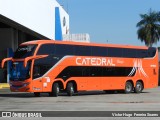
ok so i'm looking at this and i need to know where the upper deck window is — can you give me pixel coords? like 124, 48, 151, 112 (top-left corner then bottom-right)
37, 44, 55, 55
36, 43, 156, 58
13, 44, 37, 59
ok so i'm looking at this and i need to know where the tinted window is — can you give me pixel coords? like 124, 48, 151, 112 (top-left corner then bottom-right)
123, 48, 137, 58
56, 66, 135, 80
37, 43, 156, 58
90, 67, 103, 76
82, 67, 91, 76
75, 46, 91, 56
137, 50, 148, 58
10, 61, 31, 81
148, 47, 156, 57
33, 55, 62, 79
108, 47, 123, 57
55, 44, 75, 55
37, 44, 55, 55
13, 45, 37, 59
92, 47, 108, 56
56, 66, 83, 80
103, 67, 134, 76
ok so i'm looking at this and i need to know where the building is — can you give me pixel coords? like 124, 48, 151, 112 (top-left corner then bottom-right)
0, 0, 69, 82
63, 33, 90, 43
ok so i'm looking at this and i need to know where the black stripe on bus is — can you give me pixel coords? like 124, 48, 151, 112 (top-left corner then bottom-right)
56, 66, 136, 81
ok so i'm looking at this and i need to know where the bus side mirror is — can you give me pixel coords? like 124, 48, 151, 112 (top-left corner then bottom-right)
24, 55, 48, 67
1, 57, 13, 68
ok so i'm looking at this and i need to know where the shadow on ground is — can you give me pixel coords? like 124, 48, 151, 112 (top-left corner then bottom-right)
0, 90, 149, 98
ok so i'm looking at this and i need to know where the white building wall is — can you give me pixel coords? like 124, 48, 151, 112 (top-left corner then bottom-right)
0, 0, 69, 40
63, 34, 90, 43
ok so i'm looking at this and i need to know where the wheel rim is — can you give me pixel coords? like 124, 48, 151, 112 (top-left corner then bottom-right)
136, 83, 142, 91
126, 84, 132, 92
57, 87, 60, 94
70, 86, 74, 93
67, 83, 74, 96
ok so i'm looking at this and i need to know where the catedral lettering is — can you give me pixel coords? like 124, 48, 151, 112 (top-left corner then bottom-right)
1, 40, 159, 97
76, 57, 115, 66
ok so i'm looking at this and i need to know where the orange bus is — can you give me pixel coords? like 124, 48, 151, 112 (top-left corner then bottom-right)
1, 40, 159, 97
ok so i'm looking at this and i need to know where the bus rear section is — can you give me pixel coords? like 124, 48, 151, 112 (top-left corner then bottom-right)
1, 40, 159, 97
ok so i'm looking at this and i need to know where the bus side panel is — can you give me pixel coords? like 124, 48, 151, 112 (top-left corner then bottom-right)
75, 77, 88, 91
101, 77, 126, 90
71, 77, 101, 91
142, 52, 159, 89
144, 68, 158, 89
84, 77, 101, 91
75, 77, 126, 91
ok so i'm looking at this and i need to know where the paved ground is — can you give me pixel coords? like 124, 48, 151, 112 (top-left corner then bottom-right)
0, 87, 160, 119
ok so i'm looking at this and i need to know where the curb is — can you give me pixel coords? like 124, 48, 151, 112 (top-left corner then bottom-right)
0, 83, 10, 89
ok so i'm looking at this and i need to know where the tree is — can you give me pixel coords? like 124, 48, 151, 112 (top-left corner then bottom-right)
137, 9, 160, 47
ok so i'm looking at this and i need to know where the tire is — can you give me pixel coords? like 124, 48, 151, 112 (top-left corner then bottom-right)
52, 83, 60, 97
34, 92, 40, 97
125, 81, 133, 94
66, 82, 74, 96
134, 81, 143, 93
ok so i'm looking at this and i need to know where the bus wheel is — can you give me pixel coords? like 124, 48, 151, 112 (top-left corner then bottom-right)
52, 83, 60, 97
66, 82, 74, 96
134, 81, 143, 93
125, 81, 133, 94
34, 92, 40, 97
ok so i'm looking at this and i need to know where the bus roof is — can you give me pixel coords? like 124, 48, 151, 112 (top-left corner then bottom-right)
22, 40, 149, 50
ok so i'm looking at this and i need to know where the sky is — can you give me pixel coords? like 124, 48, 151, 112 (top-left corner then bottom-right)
57, 0, 160, 47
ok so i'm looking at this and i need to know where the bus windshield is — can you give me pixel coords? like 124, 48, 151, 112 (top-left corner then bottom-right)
13, 44, 37, 59
10, 61, 31, 81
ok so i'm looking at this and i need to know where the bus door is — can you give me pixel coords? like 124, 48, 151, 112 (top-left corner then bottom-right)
32, 60, 52, 92
32, 65, 43, 92
42, 77, 52, 92
32, 78, 43, 92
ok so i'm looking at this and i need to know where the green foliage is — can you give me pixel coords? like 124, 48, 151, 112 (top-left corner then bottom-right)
137, 9, 160, 47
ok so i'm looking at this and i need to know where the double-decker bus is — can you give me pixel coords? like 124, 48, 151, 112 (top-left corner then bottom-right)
1, 40, 158, 97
